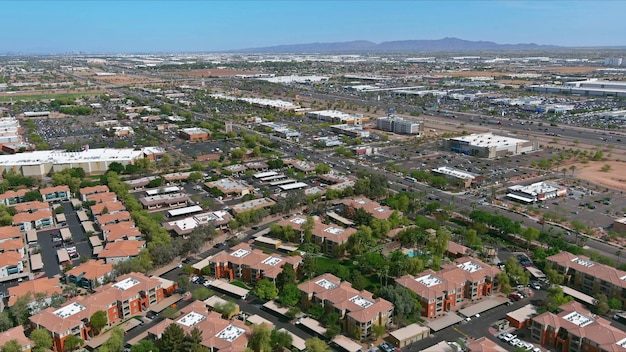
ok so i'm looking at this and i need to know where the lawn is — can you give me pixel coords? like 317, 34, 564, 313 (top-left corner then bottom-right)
0, 91, 101, 103
231, 280, 252, 290
313, 257, 381, 291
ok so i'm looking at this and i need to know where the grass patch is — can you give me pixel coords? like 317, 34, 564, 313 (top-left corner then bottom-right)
0, 91, 101, 103
230, 281, 252, 290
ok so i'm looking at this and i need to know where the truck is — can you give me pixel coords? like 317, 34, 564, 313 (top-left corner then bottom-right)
487, 119, 502, 125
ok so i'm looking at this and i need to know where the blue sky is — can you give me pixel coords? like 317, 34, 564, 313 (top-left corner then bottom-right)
2, 1, 625, 53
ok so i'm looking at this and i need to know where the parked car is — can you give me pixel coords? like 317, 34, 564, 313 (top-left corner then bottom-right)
378, 342, 396, 352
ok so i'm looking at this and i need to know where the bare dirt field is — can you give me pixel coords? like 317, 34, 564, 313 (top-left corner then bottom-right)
435, 71, 509, 77
537, 66, 600, 74
163, 69, 261, 77
572, 160, 626, 192
90, 74, 162, 85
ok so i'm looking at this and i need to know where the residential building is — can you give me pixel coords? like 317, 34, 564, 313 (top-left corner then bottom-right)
101, 222, 142, 242
277, 215, 355, 255
86, 192, 117, 204
0, 326, 32, 352
80, 185, 110, 202
466, 337, 508, 352
30, 272, 164, 352
0, 226, 22, 242
547, 252, 626, 306
179, 128, 211, 142
147, 300, 250, 351
342, 197, 397, 220
98, 240, 146, 263
298, 273, 394, 340
13, 209, 53, 231
0, 189, 29, 206
90, 201, 126, 216
207, 243, 301, 284
15, 200, 50, 214
95, 211, 132, 227
7, 277, 62, 308
531, 301, 626, 352
40, 185, 71, 203
65, 260, 115, 290
396, 257, 499, 318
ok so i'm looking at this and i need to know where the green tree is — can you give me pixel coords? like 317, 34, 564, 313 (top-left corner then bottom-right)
315, 163, 331, 175
278, 283, 300, 307
305, 337, 330, 352
249, 324, 272, 352
270, 328, 293, 351
63, 334, 83, 351
9, 295, 30, 326
213, 301, 238, 319
276, 263, 296, 290
0, 311, 13, 332
372, 324, 386, 340
1, 340, 21, 352
98, 326, 123, 352
131, 340, 159, 352
31, 328, 54, 352
108, 162, 125, 174
177, 274, 191, 292
183, 327, 204, 352
192, 287, 211, 301
89, 310, 108, 336
594, 293, 610, 315
545, 286, 573, 312
255, 279, 278, 300
158, 323, 186, 352
609, 298, 623, 310
521, 227, 540, 249
497, 271, 511, 295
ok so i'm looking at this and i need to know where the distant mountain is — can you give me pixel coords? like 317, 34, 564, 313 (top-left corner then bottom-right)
234, 37, 560, 53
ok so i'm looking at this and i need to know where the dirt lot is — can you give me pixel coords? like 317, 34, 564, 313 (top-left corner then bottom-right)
163, 69, 261, 77
536, 66, 600, 74
90, 74, 162, 85
435, 71, 509, 77
572, 160, 626, 192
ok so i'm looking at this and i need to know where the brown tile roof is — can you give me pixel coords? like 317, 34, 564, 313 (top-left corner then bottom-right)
14, 201, 50, 213
0, 326, 31, 349
87, 192, 117, 204
96, 211, 132, 225
210, 243, 301, 279
92, 272, 162, 302
65, 259, 114, 281
91, 201, 126, 216
0, 189, 28, 201
396, 271, 461, 301
102, 222, 141, 242
466, 336, 507, 352
278, 215, 356, 244
80, 185, 110, 196
0, 251, 22, 268
0, 226, 22, 241
446, 240, 470, 256
343, 197, 398, 220
8, 277, 62, 306
98, 240, 145, 259
13, 209, 52, 223
39, 185, 70, 195
547, 252, 626, 289
0, 238, 25, 252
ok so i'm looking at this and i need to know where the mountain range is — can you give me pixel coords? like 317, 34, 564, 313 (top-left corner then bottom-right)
234, 37, 560, 53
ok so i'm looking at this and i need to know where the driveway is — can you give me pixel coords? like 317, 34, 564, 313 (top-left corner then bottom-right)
61, 201, 93, 265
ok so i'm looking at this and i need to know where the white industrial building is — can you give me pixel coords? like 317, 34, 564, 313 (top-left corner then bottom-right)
507, 181, 568, 203
329, 124, 370, 138
259, 122, 301, 139
444, 133, 538, 158
306, 110, 365, 124
528, 79, 626, 97
0, 147, 164, 178
376, 116, 422, 135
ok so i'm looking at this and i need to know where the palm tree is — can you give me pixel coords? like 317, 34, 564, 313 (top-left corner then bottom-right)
569, 165, 576, 176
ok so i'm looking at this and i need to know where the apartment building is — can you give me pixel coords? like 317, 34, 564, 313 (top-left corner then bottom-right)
147, 300, 250, 351
15, 200, 50, 214
101, 222, 142, 242
86, 192, 118, 204
30, 273, 164, 352
0, 326, 32, 352
547, 252, 626, 306
95, 211, 132, 227
7, 277, 63, 309
13, 209, 53, 231
90, 201, 126, 216
277, 215, 356, 255
40, 185, 70, 203
79, 185, 110, 202
65, 260, 115, 290
342, 197, 397, 220
396, 257, 499, 318
530, 301, 626, 352
98, 240, 145, 264
208, 243, 301, 284
0, 189, 28, 206
298, 273, 394, 341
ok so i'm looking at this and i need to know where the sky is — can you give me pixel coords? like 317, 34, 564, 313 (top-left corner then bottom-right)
1, 1, 625, 53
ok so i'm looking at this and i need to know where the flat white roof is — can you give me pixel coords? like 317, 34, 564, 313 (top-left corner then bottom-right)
279, 182, 308, 191
349, 295, 373, 309
231, 248, 251, 258
508, 182, 562, 196
571, 257, 595, 268
113, 277, 141, 291
167, 205, 203, 217
216, 324, 246, 342
145, 186, 182, 196
562, 311, 594, 327
432, 166, 478, 180
261, 256, 283, 266
416, 274, 443, 287
457, 261, 483, 273
450, 132, 528, 148
54, 302, 86, 318
177, 311, 206, 327
316, 278, 338, 290
254, 171, 278, 179
0, 147, 162, 166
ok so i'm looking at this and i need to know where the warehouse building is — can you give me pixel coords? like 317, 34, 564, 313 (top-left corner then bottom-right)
179, 128, 211, 142
528, 78, 626, 97
0, 147, 164, 178
444, 133, 538, 158
330, 124, 370, 138
306, 110, 366, 124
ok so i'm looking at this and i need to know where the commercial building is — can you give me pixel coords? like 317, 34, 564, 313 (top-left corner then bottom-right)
307, 110, 366, 124
0, 147, 164, 178
330, 124, 370, 138
230, 198, 276, 214
30, 272, 165, 352
432, 166, 482, 189
163, 210, 232, 236
528, 79, 626, 97
147, 300, 251, 351
507, 182, 568, 203
205, 178, 253, 198
258, 122, 301, 138
547, 252, 626, 306
530, 301, 626, 352
106, 126, 135, 137
396, 257, 499, 318
277, 215, 356, 255
444, 133, 538, 158
376, 116, 422, 135
206, 243, 301, 284
179, 128, 211, 142
139, 193, 190, 210
613, 217, 626, 233
298, 273, 394, 341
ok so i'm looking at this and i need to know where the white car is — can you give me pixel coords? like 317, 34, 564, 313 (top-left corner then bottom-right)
203, 280, 212, 287
500, 333, 515, 342
509, 338, 520, 346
